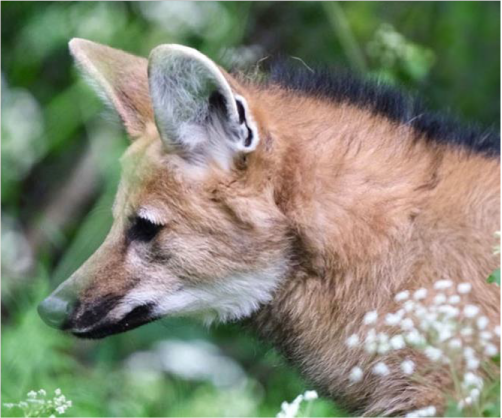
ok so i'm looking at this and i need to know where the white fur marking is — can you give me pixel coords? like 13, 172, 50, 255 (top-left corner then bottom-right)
119, 266, 285, 325
234, 94, 260, 152
137, 206, 167, 225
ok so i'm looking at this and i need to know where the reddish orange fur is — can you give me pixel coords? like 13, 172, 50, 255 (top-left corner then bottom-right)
243, 84, 500, 414
58, 42, 500, 415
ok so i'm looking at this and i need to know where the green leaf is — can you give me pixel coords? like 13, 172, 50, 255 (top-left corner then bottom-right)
444, 400, 464, 417
487, 269, 500, 286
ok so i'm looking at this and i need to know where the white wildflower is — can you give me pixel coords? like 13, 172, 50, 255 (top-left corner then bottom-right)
424, 406, 436, 416
405, 329, 425, 346
463, 372, 483, 389
365, 341, 378, 354
462, 396, 473, 407
385, 312, 402, 326
365, 329, 378, 353
463, 346, 476, 359
390, 335, 406, 350
463, 305, 480, 318
405, 406, 437, 417
437, 305, 459, 318
418, 319, 432, 331
364, 341, 378, 354
466, 356, 480, 370
434, 280, 453, 290
414, 305, 428, 318
372, 362, 390, 376
433, 293, 446, 305
401, 359, 415, 375
395, 290, 410, 302
377, 332, 391, 353
349, 366, 363, 383
476, 316, 489, 330
378, 332, 389, 344
403, 300, 415, 312
277, 390, 318, 418
457, 283, 472, 294
55, 389, 62, 396
3, 388, 72, 417
494, 325, 500, 336
366, 328, 376, 341
480, 331, 493, 340
363, 310, 378, 325
448, 338, 462, 349
484, 343, 498, 357
460, 327, 473, 337
277, 396, 302, 418
448, 294, 461, 304
346, 334, 360, 348
303, 390, 318, 401
470, 388, 481, 402
413, 288, 427, 300
377, 343, 391, 354
400, 318, 415, 331
424, 346, 442, 362
437, 327, 453, 342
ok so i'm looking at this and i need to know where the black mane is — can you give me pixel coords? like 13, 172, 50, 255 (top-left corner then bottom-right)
267, 63, 500, 157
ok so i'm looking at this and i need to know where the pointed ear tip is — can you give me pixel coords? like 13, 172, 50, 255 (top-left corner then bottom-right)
68, 38, 94, 56
69, 37, 86, 49
149, 44, 206, 63
149, 44, 178, 60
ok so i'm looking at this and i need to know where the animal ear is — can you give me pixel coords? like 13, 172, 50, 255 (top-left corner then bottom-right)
148, 44, 259, 169
69, 38, 153, 139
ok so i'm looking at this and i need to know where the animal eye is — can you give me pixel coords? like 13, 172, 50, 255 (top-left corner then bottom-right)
126, 216, 163, 243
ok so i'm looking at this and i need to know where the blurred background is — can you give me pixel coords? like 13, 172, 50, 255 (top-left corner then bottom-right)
1, 2, 500, 417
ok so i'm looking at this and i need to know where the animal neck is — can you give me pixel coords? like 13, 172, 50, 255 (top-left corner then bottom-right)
248, 95, 499, 403
266, 95, 441, 270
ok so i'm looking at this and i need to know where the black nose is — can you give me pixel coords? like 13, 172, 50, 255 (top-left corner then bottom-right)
38, 295, 74, 329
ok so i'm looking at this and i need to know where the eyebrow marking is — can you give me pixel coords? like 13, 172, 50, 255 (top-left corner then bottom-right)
137, 207, 167, 225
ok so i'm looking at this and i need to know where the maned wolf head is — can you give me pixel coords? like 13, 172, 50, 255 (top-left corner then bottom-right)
38, 39, 291, 338
38, 39, 500, 415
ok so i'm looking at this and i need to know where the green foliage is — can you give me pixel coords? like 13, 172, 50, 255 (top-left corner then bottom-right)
1, 2, 500, 417
488, 269, 500, 286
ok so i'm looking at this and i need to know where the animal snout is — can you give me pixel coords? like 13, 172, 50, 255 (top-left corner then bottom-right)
38, 293, 75, 329
38, 281, 80, 329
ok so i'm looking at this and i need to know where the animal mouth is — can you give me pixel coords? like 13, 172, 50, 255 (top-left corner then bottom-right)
69, 304, 157, 339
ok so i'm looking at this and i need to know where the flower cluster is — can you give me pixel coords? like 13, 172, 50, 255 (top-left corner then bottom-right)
276, 390, 318, 418
344, 280, 500, 415
4, 388, 72, 417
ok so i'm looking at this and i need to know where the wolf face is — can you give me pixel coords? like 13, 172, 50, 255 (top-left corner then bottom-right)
37, 38, 500, 415
38, 39, 291, 338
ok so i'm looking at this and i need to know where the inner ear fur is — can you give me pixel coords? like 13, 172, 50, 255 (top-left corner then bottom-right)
148, 44, 260, 168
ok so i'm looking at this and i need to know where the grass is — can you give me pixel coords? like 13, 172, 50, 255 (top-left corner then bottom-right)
1, 277, 342, 417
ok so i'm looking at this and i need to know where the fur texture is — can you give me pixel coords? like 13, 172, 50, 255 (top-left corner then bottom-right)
41, 40, 500, 416
268, 62, 500, 156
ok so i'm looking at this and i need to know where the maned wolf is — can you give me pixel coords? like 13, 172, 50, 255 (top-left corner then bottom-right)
39, 39, 500, 416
